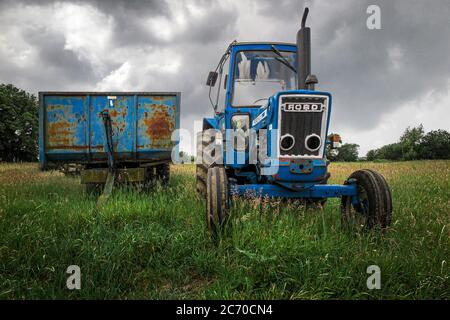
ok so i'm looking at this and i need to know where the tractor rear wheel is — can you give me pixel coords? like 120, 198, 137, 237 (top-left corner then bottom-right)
196, 163, 208, 197
206, 166, 230, 237
341, 169, 392, 231
196, 130, 219, 198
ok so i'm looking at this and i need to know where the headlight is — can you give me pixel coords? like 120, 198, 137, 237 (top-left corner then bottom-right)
231, 115, 249, 151
280, 134, 295, 151
305, 134, 322, 152
231, 114, 249, 131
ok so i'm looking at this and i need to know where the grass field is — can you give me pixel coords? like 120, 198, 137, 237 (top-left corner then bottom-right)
0, 161, 449, 299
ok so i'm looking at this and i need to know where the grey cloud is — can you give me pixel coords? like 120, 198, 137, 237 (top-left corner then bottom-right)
21, 26, 96, 83
256, 0, 450, 130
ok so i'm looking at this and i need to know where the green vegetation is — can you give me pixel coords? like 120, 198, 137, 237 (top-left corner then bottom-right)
0, 162, 449, 299
367, 125, 450, 161
327, 143, 359, 162
0, 84, 38, 162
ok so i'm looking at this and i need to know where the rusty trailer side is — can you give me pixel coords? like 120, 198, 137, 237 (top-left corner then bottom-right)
39, 92, 180, 172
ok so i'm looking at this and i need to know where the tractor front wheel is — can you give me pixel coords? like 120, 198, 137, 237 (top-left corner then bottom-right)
341, 169, 392, 231
206, 166, 230, 237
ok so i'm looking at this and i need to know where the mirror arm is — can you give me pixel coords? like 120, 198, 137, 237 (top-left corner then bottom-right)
208, 42, 234, 112
208, 84, 217, 112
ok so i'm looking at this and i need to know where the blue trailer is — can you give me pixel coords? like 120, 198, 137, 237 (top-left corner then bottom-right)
39, 92, 180, 192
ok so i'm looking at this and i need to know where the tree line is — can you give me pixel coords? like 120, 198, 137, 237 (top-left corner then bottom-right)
328, 125, 450, 162
366, 124, 450, 161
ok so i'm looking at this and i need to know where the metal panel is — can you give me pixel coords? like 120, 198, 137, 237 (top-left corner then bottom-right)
137, 95, 178, 151
44, 95, 87, 153
230, 183, 358, 198
90, 95, 134, 154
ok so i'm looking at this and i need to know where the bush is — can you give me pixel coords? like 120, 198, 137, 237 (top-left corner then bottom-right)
0, 84, 38, 162
365, 125, 450, 161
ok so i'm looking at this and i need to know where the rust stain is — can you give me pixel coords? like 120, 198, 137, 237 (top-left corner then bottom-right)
46, 145, 87, 150
142, 106, 174, 147
47, 104, 69, 111
151, 96, 167, 101
108, 108, 127, 118
47, 120, 76, 146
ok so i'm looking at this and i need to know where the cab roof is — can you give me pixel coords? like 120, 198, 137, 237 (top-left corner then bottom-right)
232, 41, 296, 47
229, 42, 297, 53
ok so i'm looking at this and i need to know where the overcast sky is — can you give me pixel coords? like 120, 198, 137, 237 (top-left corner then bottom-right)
1, 0, 449, 156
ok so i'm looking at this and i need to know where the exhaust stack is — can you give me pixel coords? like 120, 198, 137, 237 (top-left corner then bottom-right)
297, 7, 317, 90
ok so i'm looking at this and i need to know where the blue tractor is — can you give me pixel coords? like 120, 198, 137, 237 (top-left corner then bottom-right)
197, 8, 392, 235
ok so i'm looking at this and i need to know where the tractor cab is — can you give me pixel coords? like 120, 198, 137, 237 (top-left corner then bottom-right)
206, 43, 300, 153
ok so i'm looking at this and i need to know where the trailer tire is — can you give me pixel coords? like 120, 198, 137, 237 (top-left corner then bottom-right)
341, 169, 392, 231
85, 183, 102, 195
206, 166, 230, 237
156, 163, 170, 185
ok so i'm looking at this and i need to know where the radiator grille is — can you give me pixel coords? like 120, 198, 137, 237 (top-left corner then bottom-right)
279, 95, 328, 158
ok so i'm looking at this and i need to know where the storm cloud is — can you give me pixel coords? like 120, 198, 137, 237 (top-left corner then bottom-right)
0, 0, 449, 155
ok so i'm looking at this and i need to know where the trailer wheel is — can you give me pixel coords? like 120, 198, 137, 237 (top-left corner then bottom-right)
156, 163, 170, 185
206, 166, 230, 236
341, 169, 392, 231
85, 183, 102, 195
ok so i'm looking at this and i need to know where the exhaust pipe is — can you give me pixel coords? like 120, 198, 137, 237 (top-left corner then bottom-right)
297, 7, 317, 90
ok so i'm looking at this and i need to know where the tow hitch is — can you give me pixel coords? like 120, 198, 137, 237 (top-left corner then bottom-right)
97, 110, 116, 206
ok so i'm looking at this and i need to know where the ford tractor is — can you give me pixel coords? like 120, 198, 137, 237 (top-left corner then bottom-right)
197, 8, 392, 236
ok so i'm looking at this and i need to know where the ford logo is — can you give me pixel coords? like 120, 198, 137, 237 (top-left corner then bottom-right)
281, 103, 323, 112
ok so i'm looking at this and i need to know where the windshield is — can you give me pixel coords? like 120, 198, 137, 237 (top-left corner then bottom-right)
232, 50, 297, 107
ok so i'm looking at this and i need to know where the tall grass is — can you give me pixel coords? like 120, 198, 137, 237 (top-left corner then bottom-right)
0, 161, 449, 299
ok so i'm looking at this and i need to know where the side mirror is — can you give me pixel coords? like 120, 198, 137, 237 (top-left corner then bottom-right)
206, 71, 218, 86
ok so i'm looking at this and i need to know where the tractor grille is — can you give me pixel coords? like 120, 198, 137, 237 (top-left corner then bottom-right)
278, 94, 328, 158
